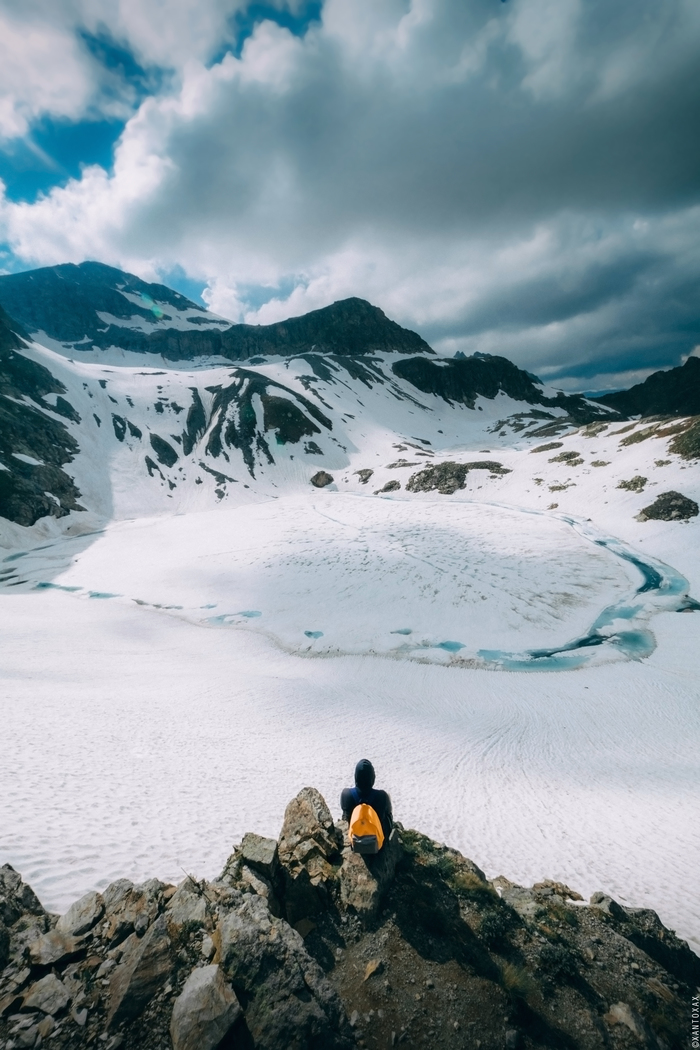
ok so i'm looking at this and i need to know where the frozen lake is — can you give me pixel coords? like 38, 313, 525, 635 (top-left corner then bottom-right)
1, 495, 699, 953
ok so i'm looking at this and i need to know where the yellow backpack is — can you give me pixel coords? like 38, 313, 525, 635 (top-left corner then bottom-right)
349, 803, 384, 854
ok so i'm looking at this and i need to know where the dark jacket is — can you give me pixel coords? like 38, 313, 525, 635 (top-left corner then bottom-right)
341, 786, 393, 840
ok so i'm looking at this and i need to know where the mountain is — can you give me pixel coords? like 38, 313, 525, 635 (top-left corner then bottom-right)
0, 263, 625, 529
596, 355, 700, 418
0, 787, 695, 1050
0, 262, 432, 361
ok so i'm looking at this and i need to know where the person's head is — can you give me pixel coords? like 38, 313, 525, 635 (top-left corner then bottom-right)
354, 759, 375, 791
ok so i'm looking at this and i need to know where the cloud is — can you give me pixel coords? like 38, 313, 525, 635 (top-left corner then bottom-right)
1, 0, 699, 385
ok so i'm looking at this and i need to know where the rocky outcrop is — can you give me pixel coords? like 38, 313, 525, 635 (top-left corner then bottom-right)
406, 459, 510, 495
393, 353, 618, 424
0, 797, 696, 1050
637, 490, 699, 521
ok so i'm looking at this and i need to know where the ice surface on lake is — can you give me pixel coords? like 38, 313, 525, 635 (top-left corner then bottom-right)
9, 496, 642, 660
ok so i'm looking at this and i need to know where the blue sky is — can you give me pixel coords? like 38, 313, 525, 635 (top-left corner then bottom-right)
0, 0, 699, 389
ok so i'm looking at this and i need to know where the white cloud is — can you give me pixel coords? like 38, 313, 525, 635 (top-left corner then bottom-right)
0, 11, 94, 138
1, 0, 699, 382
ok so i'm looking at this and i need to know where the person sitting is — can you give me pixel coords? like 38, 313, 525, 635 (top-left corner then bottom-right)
341, 758, 393, 844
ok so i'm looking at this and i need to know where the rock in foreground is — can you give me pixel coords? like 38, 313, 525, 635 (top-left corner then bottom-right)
0, 788, 696, 1049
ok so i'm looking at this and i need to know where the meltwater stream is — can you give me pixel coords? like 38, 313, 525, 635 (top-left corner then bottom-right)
462, 510, 699, 671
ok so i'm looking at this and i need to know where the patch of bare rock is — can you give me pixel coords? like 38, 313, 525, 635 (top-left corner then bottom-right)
406, 461, 511, 495
636, 491, 699, 522
0, 789, 697, 1049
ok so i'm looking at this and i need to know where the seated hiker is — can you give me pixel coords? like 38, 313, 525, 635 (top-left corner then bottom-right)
341, 759, 393, 853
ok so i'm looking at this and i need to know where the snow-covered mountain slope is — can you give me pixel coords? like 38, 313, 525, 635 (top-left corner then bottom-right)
0, 282, 699, 954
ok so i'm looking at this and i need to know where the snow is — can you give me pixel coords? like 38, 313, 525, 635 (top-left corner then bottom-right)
1, 342, 699, 955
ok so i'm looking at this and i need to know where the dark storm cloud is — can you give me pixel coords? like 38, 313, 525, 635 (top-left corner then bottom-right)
2, 0, 699, 385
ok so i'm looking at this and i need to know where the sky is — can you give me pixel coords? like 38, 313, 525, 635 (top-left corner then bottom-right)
0, 0, 699, 390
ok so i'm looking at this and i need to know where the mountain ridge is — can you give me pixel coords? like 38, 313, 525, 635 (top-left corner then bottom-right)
0, 262, 432, 362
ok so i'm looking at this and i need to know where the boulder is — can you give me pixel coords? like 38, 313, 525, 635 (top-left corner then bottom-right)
277, 788, 343, 925
106, 914, 172, 1028
240, 832, 278, 879
56, 890, 104, 936
590, 891, 625, 921
101, 878, 163, 945
169, 964, 240, 1050
165, 882, 208, 928
28, 929, 84, 967
22, 974, 70, 1015
218, 893, 352, 1050
310, 470, 334, 488
338, 828, 402, 919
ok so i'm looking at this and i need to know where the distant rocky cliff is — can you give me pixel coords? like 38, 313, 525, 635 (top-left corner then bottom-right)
596, 356, 700, 419
0, 789, 696, 1050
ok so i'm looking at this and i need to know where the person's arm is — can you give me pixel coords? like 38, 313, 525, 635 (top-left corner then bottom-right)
380, 791, 393, 837
340, 788, 355, 823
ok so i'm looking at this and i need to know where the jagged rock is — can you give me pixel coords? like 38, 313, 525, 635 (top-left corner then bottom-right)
165, 881, 209, 928
28, 929, 84, 968
338, 828, 402, 919
240, 832, 279, 879
277, 788, 343, 925
0, 793, 695, 1050
101, 878, 164, 945
0, 920, 8, 969
14, 1022, 40, 1047
590, 891, 625, 920
310, 470, 334, 488
217, 893, 352, 1049
239, 866, 280, 914
169, 964, 240, 1050
106, 914, 172, 1028
22, 973, 70, 1015
0, 866, 46, 927
637, 490, 699, 521
56, 890, 104, 936
354, 469, 373, 484
532, 879, 583, 901
37, 1015, 55, 1038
